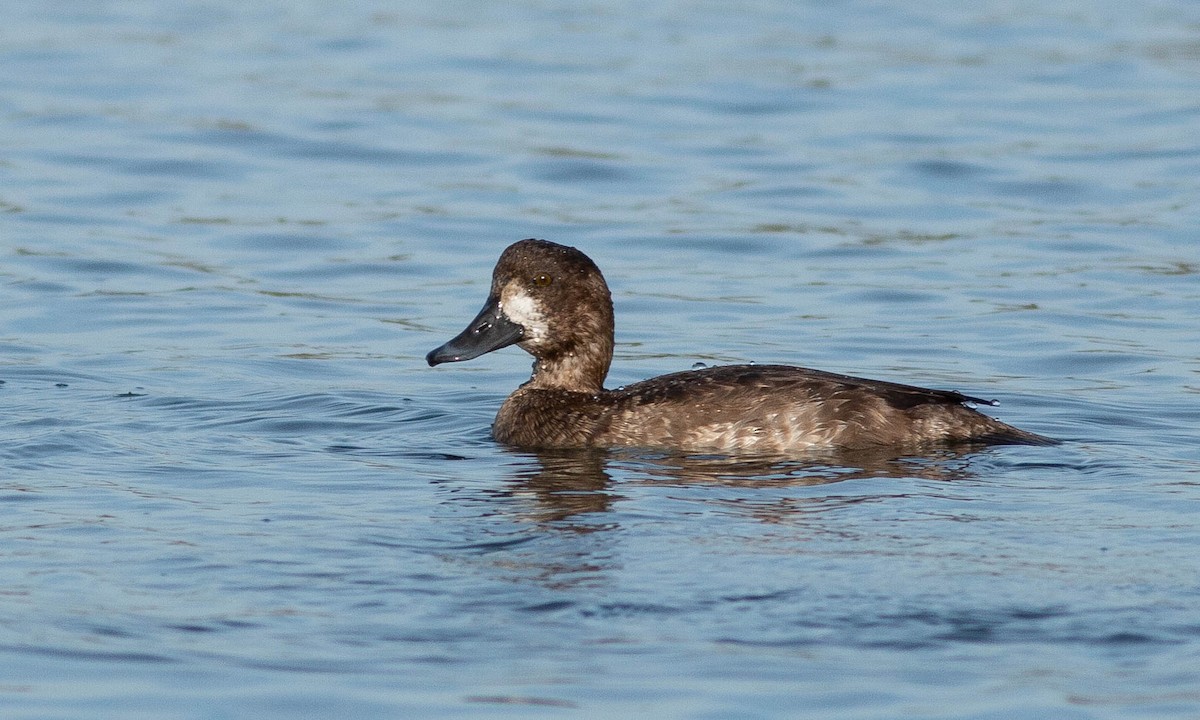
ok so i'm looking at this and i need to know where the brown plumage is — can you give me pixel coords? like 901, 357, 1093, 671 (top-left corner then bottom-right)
427, 238, 1055, 453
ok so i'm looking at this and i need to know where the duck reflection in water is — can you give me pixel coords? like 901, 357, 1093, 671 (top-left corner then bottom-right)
503, 445, 993, 527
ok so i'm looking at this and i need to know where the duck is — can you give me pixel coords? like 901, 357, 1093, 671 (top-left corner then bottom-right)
426, 238, 1054, 453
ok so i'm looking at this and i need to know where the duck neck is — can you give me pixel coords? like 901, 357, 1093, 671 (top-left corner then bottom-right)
526, 339, 612, 394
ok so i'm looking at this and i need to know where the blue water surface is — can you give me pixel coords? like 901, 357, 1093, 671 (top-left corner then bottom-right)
3, 1, 1200, 718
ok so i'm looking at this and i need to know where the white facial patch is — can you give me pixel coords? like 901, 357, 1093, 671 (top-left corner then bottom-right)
500, 284, 549, 342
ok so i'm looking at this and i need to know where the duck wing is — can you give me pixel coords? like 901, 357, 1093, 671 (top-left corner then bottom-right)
619, 364, 995, 410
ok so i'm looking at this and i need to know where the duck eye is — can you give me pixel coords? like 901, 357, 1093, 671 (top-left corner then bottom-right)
533, 273, 552, 287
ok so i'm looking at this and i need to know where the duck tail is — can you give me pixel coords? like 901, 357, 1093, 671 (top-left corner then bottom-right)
977, 421, 1059, 446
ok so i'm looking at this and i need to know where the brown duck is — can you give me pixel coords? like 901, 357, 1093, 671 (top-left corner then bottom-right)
427, 238, 1054, 453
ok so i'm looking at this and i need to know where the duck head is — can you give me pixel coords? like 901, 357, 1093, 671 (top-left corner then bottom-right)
426, 239, 615, 392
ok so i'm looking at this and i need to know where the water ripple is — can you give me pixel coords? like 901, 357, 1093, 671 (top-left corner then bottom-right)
3, 1, 1200, 718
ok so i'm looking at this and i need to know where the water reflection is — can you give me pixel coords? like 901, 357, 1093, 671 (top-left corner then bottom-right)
502, 444, 993, 525
620, 446, 987, 486
502, 449, 618, 525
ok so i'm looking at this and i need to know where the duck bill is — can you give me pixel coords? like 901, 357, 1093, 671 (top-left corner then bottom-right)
426, 296, 525, 366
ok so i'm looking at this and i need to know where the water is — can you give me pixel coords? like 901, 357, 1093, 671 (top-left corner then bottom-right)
3, 1, 1199, 717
